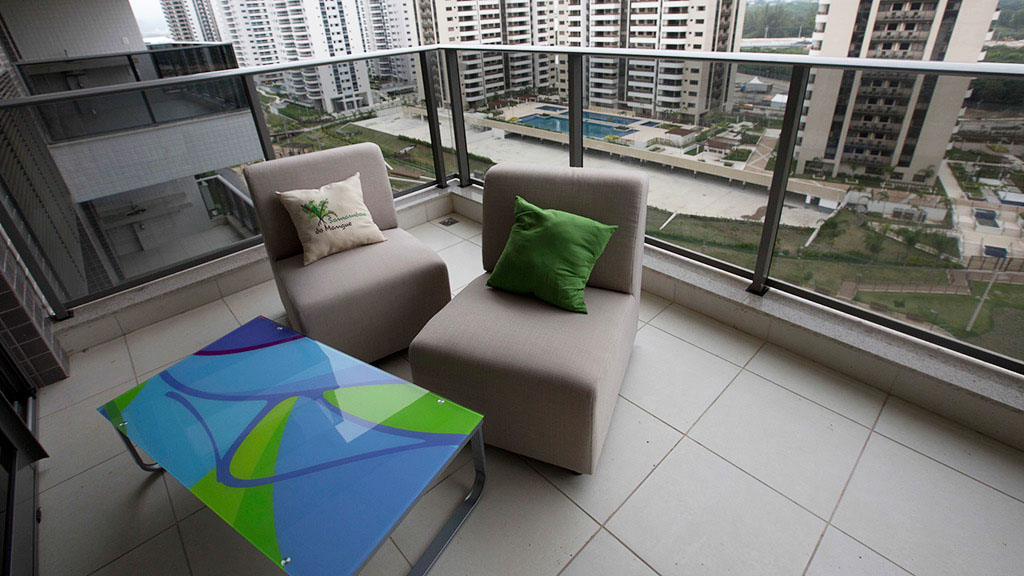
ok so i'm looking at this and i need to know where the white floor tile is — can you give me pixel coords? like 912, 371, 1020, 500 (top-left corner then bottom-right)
689, 371, 870, 518
360, 538, 411, 576
619, 326, 740, 432
805, 527, 910, 576
164, 474, 205, 522
561, 530, 656, 576
649, 303, 763, 365
607, 439, 824, 576
39, 337, 134, 418
436, 241, 485, 292
431, 213, 482, 239
637, 291, 670, 323
467, 233, 482, 246
91, 527, 191, 576
532, 398, 681, 522
406, 222, 462, 252
125, 300, 240, 376
392, 448, 597, 576
875, 397, 1024, 502
179, 508, 284, 576
223, 280, 286, 325
833, 434, 1024, 576
746, 344, 887, 427
38, 380, 138, 493
39, 452, 176, 576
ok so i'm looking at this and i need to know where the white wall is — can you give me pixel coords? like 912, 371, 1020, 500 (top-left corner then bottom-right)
0, 0, 145, 60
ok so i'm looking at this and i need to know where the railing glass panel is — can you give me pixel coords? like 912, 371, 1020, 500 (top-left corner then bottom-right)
457, 50, 564, 181
767, 67, 1024, 364
255, 54, 454, 195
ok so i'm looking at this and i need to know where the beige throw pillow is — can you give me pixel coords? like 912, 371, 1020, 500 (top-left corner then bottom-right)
276, 173, 386, 265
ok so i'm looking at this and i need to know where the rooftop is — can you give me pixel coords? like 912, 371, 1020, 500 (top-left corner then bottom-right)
38, 212, 1024, 576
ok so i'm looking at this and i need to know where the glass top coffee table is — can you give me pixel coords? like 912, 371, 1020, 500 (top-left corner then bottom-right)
98, 316, 485, 576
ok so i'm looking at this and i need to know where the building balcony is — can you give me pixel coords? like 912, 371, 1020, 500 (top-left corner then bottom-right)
0, 38, 1022, 576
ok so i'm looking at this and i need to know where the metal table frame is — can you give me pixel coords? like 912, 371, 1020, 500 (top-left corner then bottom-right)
112, 416, 487, 576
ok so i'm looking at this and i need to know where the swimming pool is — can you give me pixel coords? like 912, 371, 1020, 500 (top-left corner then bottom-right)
518, 114, 637, 139
582, 111, 636, 125
538, 105, 566, 112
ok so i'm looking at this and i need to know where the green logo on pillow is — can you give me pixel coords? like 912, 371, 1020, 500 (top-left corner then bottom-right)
300, 199, 339, 229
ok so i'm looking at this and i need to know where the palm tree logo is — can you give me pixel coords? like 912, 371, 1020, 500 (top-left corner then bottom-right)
300, 199, 338, 229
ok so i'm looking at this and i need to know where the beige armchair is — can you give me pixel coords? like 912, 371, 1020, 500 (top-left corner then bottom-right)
243, 143, 450, 363
409, 163, 648, 473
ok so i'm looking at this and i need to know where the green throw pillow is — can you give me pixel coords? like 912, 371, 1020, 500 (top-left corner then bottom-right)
487, 196, 617, 313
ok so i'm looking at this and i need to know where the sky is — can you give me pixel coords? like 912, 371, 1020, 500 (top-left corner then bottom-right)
129, 0, 171, 40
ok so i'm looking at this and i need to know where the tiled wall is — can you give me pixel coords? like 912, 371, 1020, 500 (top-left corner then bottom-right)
0, 240, 68, 387
49, 113, 264, 202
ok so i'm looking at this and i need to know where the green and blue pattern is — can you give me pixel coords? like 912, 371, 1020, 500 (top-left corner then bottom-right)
98, 317, 481, 576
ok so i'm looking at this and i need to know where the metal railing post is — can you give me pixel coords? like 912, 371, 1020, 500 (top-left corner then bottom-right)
420, 50, 447, 188
242, 74, 276, 161
747, 64, 811, 296
568, 54, 584, 167
444, 49, 471, 187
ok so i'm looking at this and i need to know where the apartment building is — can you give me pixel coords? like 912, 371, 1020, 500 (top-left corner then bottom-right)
358, 0, 419, 90
213, 0, 281, 70
557, 0, 745, 124
415, 0, 558, 108
796, 0, 1000, 184
162, 0, 223, 42
274, 0, 372, 113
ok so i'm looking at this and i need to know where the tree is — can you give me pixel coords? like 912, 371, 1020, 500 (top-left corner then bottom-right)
864, 230, 886, 263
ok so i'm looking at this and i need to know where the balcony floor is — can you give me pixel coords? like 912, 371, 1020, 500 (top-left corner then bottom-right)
37, 213, 1024, 576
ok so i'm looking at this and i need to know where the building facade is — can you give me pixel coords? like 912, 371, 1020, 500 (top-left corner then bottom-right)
274, 0, 372, 113
162, 0, 223, 42
556, 0, 745, 124
415, 0, 558, 108
212, 0, 282, 70
358, 0, 419, 90
796, 0, 1000, 183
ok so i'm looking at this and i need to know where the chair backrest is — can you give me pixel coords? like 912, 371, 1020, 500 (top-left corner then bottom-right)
482, 163, 648, 296
243, 142, 398, 262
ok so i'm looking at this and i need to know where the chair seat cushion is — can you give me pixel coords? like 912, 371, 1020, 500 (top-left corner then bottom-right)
409, 274, 638, 473
275, 227, 450, 362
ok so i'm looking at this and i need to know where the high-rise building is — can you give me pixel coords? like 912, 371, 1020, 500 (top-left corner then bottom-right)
415, 0, 559, 108
212, 0, 281, 69
161, 0, 223, 42
274, 0, 372, 113
796, 0, 1000, 184
557, 0, 745, 124
358, 0, 419, 89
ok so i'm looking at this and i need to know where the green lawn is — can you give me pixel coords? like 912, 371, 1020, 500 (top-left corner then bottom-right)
724, 148, 753, 162
280, 123, 496, 190
946, 147, 1006, 164
646, 207, 812, 270
854, 281, 1024, 361
265, 113, 297, 133
279, 104, 325, 122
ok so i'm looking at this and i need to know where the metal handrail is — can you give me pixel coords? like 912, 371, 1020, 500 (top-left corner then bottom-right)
13, 42, 236, 67
2, 42, 1024, 109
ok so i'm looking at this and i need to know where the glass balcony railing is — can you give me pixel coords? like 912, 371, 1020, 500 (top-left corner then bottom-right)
1, 43, 1023, 378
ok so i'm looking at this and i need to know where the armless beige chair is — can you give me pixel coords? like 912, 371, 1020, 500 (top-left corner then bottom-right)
243, 143, 450, 363
409, 164, 648, 474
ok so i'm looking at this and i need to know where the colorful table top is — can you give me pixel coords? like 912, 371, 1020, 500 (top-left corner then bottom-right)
98, 317, 482, 576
